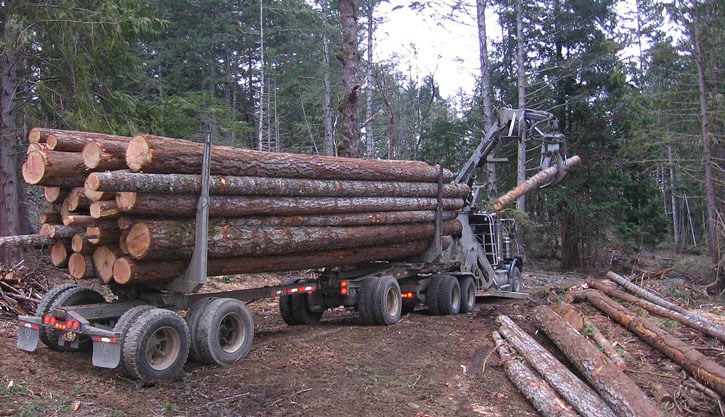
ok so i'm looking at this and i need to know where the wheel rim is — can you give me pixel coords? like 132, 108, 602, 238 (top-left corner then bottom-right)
465, 283, 475, 308
218, 312, 246, 353
451, 284, 461, 309
385, 286, 400, 317
146, 326, 181, 371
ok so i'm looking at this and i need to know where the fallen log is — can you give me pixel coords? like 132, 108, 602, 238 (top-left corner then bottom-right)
126, 134, 454, 182
0, 234, 52, 249
50, 243, 71, 268
92, 246, 123, 284
113, 239, 437, 284
493, 155, 582, 211
68, 253, 95, 279
82, 140, 129, 170
606, 271, 688, 315
557, 303, 626, 371
21, 149, 87, 187
125, 219, 462, 260
588, 279, 725, 344
496, 315, 619, 417
116, 192, 465, 217
491, 331, 580, 417
533, 305, 664, 417
87, 171, 470, 198
580, 289, 725, 396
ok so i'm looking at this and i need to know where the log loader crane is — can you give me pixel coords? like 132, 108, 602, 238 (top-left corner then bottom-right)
17, 108, 576, 380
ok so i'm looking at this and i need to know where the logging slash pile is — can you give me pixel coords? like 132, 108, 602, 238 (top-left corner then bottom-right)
494, 271, 725, 417
0, 264, 46, 317
10, 128, 466, 287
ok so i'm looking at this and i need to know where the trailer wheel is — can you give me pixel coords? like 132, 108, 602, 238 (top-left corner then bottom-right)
291, 294, 323, 325
36, 284, 78, 348
122, 308, 190, 380
184, 297, 216, 360
426, 276, 443, 316
371, 276, 402, 325
279, 294, 300, 326
357, 278, 377, 325
192, 298, 254, 365
509, 266, 522, 292
436, 275, 461, 316
44, 287, 106, 351
459, 277, 476, 314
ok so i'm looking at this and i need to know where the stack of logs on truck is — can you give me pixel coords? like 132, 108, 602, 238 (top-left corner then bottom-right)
17, 128, 468, 286
495, 271, 725, 417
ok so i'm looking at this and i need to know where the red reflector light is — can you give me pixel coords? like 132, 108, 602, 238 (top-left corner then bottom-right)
73, 321, 80, 330
66, 319, 73, 329
341, 288, 348, 295
43, 315, 50, 324
341, 280, 348, 288
402, 292, 415, 299
49, 317, 57, 326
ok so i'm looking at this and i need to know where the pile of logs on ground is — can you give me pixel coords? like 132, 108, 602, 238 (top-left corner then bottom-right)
495, 271, 725, 417
11, 128, 467, 286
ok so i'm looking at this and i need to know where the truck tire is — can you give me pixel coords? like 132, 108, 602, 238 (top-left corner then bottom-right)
291, 294, 323, 325
357, 278, 377, 325
44, 287, 106, 351
192, 298, 254, 365
370, 276, 402, 326
279, 279, 302, 326
459, 277, 476, 314
185, 297, 216, 361
509, 266, 522, 292
426, 275, 443, 316
121, 308, 190, 380
36, 284, 78, 348
436, 275, 461, 316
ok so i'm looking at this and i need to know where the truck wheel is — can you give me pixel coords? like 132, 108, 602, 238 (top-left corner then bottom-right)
185, 297, 216, 360
436, 275, 461, 316
114, 305, 156, 368
370, 276, 402, 325
357, 278, 377, 325
44, 287, 106, 351
192, 298, 254, 365
279, 293, 300, 326
121, 308, 190, 380
509, 266, 522, 292
459, 277, 476, 314
426, 276, 443, 316
291, 294, 323, 325
36, 284, 78, 348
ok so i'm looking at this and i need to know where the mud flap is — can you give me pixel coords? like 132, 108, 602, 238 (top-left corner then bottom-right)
92, 339, 121, 369
17, 322, 40, 352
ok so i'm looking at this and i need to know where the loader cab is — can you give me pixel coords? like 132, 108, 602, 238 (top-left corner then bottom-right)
468, 212, 516, 268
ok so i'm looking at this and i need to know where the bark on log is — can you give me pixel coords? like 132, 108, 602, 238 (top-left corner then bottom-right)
119, 229, 130, 254
587, 279, 725, 344
533, 305, 663, 417
82, 140, 129, 170
83, 179, 115, 202
65, 187, 92, 212
62, 214, 96, 227
71, 233, 95, 254
126, 134, 453, 182
68, 253, 95, 279
491, 331, 580, 417
0, 234, 53, 249
113, 240, 436, 284
92, 246, 123, 284
47, 132, 130, 152
581, 289, 725, 396
85, 226, 121, 245
557, 303, 627, 370
116, 192, 465, 217
493, 156, 582, 211
496, 315, 619, 417
87, 171, 470, 198
27, 143, 48, 154
125, 220, 462, 260
39, 212, 61, 224
50, 243, 71, 268
89, 200, 120, 219
43, 225, 85, 239
29, 128, 129, 145
44, 187, 68, 204
606, 271, 688, 314
22, 149, 87, 187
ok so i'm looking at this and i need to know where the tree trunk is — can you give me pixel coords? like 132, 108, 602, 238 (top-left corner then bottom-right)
515, 0, 527, 213
364, 0, 375, 159
533, 306, 664, 417
580, 289, 725, 396
88, 171, 469, 198
125, 219, 462, 260
22, 149, 86, 187
126, 134, 452, 182
113, 239, 434, 284
496, 315, 619, 417
493, 156, 581, 211
318, 0, 335, 156
337, 0, 361, 158
491, 331, 580, 417
116, 192, 464, 217
68, 252, 95, 279
476, 0, 498, 201
605, 271, 686, 313
0, 234, 53, 249
667, 146, 680, 245
257, 0, 265, 151
82, 140, 129, 170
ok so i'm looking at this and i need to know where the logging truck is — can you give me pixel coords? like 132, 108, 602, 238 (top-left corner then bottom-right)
16, 108, 577, 380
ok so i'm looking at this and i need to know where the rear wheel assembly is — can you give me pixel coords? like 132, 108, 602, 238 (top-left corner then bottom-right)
435, 275, 461, 316
191, 298, 254, 365
358, 276, 402, 326
459, 277, 476, 314
42, 286, 105, 351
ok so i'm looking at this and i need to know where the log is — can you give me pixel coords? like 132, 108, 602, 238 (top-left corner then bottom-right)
71, 233, 95, 254
606, 271, 688, 315
82, 140, 129, 170
62, 214, 97, 227
533, 305, 663, 417
113, 240, 436, 284
68, 253, 95, 279
22, 149, 87, 187
496, 315, 619, 417
85, 226, 121, 245
125, 220, 462, 260
65, 187, 92, 211
581, 289, 725, 396
493, 155, 582, 211
83, 178, 115, 202
87, 171, 470, 198
26, 143, 48, 154
557, 303, 627, 371
491, 331, 580, 417
92, 246, 123, 284
588, 279, 725, 344
0, 234, 52, 249
116, 192, 465, 217
50, 243, 71, 268
43, 225, 85, 239
89, 200, 120, 219
39, 212, 62, 225
127, 134, 453, 182
29, 128, 129, 145
119, 229, 130, 254
44, 187, 68, 204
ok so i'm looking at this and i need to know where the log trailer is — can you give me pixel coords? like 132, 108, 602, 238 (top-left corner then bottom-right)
17, 108, 576, 380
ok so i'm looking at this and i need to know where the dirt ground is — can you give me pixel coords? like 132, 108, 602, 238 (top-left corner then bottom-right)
1, 255, 723, 417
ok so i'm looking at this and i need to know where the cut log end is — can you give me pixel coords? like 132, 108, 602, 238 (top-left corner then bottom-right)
29, 128, 42, 144
86, 173, 101, 191
93, 246, 120, 284
126, 136, 150, 172
51, 243, 70, 268
116, 192, 138, 212
112, 257, 134, 284
22, 151, 47, 185
68, 253, 94, 279
44, 187, 65, 203
82, 141, 102, 169
126, 223, 152, 259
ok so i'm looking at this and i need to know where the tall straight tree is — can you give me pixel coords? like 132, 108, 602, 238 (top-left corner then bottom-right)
476, 0, 498, 200
337, 0, 361, 158
515, 0, 527, 212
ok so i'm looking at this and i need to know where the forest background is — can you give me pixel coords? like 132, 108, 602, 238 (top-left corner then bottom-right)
0, 0, 723, 290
